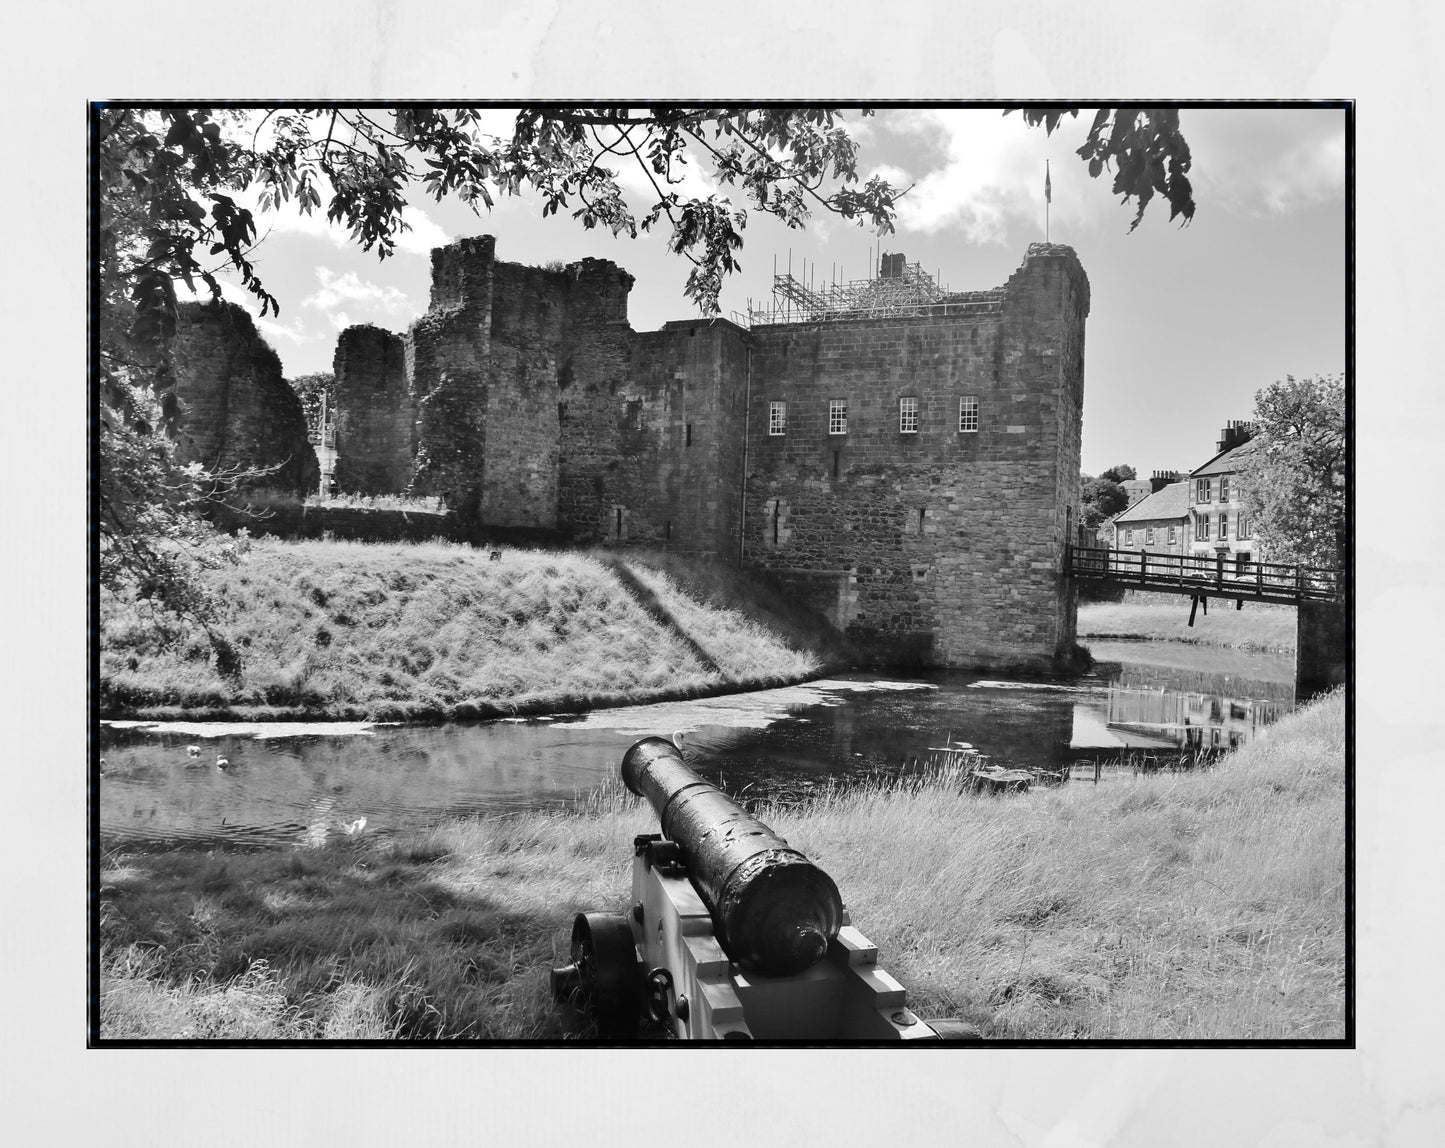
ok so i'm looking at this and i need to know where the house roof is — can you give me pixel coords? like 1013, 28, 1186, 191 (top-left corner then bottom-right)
1114, 482, 1189, 524
1191, 435, 1262, 478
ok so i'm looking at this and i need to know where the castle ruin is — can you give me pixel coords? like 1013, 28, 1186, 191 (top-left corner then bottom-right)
329, 236, 1090, 671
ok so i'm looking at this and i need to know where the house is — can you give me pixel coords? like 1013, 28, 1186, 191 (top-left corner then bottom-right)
1120, 478, 1152, 506
1187, 421, 1262, 567
1108, 480, 1189, 555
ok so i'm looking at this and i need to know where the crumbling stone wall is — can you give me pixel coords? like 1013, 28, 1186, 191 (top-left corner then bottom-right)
603, 320, 749, 558
171, 300, 318, 495
408, 236, 496, 519
332, 324, 412, 494
742, 244, 1089, 671
482, 262, 568, 528
555, 259, 638, 539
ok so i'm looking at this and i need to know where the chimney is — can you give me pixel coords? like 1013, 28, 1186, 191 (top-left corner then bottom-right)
880, 252, 906, 279
1150, 469, 1181, 494
1216, 420, 1256, 453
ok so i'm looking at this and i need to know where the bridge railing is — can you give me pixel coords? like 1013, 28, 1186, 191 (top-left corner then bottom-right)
1068, 546, 1342, 602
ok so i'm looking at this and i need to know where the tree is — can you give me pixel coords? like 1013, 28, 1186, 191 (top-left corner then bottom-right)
1236, 375, 1346, 572
290, 372, 335, 433
1099, 463, 1137, 483
1080, 474, 1129, 534
96, 104, 1198, 637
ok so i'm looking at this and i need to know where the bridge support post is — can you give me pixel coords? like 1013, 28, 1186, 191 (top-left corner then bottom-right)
1297, 599, 1348, 700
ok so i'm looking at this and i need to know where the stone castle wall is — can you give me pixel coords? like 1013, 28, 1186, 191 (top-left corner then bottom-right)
319, 237, 1089, 671
741, 244, 1088, 668
332, 324, 412, 494
171, 301, 318, 495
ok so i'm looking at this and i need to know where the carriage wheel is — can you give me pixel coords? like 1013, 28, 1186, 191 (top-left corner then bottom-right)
560, 912, 640, 1040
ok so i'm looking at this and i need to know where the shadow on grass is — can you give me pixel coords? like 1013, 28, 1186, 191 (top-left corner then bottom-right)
98, 835, 598, 1041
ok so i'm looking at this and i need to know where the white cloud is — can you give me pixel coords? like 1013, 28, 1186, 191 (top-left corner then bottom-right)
181, 279, 315, 345
1166, 108, 1346, 217
302, 267, 410, 313
883, 110, 1054, 242
327, 310, 353, 332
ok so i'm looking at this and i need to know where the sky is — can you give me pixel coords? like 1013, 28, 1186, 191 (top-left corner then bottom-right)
193, 106, 1346, 479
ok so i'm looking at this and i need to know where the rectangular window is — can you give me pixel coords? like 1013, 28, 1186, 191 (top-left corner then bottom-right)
1146, 528, 1154, 545
1196, 514, 1210, 541
958, 396, 979, 433
899, 397, 919, 434
1126, 528, 1134, 545
1218, 512, 1229, 541
1167, 525, 1177, 545
1237, 512, 1249, 538
828, 399, 847, 435
1220, 476, 1231, 503
768, 401, 786, 436
1196, 478, 1212, 503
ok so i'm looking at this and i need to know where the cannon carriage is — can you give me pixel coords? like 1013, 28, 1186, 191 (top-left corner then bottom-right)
550, 736, 980, 1042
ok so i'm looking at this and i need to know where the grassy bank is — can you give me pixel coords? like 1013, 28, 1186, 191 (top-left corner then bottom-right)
99, 687, 1345, 1041
100, 539, 849, 721
1079, 591, 1297, 653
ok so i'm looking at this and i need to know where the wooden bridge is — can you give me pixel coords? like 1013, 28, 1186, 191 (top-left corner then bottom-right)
1066, 546, 1343, 606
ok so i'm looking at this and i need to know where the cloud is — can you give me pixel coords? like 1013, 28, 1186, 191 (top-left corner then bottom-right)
880, 110, 1055, 242
181, 279, 315, 345
253, 194, 450, 257
302, 268, 410, 314
1185, 108, 1346, 215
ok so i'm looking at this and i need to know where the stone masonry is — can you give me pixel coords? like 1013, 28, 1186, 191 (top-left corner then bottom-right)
332, 324, 412, 494
744, 244, 1088, 669
321, 237, 1089, 671
171, 300, 318, 495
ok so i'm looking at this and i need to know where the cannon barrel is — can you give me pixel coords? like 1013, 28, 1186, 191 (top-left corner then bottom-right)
621, 736, 843, 977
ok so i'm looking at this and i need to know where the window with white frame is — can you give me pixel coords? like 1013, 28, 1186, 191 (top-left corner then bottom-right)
1126, 528, 1134, 545
1196, 478, 1212, 503
958, 396, 979, 433
899, 397, 919, 434
768, 401, 787, 436
1146, 527, 1154, 545
1218, 512, 1229, 541
1237, 511, 1249, 538
1196, 514, 1210, 541
828, 398, 847, 435
1220, 476, 1231, 502
1168, 525, 1177, 545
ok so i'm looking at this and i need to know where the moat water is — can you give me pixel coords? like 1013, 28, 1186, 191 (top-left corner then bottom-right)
97, 640, 1296, 849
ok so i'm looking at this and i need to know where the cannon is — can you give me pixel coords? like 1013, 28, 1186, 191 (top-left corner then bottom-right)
550, 736, 981, 1041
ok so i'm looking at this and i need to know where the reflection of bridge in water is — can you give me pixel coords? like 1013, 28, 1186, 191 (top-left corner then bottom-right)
1074, 653, 1295, 757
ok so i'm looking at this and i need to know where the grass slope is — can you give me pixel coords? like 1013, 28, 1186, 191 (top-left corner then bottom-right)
1079, 591, 1298, 652
99, 688, 1344, 1041
101, 540, 844, 721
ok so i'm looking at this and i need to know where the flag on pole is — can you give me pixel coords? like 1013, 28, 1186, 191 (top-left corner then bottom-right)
1045, 160, 1052, 204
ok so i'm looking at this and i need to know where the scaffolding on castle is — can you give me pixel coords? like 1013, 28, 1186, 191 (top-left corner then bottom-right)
734, 251, 1001, 327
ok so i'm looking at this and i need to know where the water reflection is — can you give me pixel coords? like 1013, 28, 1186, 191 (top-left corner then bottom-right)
99, 643, 1296, 848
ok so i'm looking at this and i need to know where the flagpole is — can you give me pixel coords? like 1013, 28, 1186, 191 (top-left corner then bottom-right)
1045, 159, 1051, 243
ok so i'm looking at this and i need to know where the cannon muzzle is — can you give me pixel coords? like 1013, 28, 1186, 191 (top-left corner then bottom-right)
621, 736, 843, 977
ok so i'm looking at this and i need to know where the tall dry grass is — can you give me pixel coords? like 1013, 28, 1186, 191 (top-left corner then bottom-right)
100, 539, 825, 720
99, 689, 1344, 1041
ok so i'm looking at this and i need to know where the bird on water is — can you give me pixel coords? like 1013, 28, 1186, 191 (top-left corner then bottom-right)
216, 754, 231, 769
